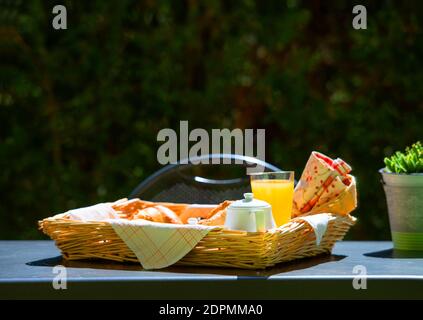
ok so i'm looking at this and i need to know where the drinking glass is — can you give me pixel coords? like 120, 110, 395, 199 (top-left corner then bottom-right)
250, 171, 295, 227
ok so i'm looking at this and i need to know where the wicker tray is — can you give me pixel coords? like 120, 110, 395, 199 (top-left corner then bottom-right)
39, 212, 356, 269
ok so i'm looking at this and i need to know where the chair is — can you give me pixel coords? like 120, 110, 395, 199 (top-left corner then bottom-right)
129, 154, 282, 204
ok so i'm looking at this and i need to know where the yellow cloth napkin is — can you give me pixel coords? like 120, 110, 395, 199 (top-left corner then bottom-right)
109, 219, 216, 269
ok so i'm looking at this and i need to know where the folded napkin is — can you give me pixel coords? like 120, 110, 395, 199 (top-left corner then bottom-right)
292, 151, 357, 217
109, 219, 216, 269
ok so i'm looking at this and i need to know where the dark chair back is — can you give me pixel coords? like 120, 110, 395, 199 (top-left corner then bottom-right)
129, 154, 282, 204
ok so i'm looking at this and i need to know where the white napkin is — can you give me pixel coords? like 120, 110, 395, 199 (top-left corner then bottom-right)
67, 203, 119, 221
298, 213, 330, 246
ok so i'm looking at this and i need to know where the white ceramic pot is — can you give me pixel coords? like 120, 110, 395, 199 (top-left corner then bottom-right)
225, 193, 275, 232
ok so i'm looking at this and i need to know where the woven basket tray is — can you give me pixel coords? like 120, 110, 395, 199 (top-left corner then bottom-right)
39, 212, 356, 269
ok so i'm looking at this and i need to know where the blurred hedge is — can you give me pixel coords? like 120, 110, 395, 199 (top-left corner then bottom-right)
0, 0, 422, 239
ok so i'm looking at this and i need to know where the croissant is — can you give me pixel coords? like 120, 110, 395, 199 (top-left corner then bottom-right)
111, 198, 232, 226
198, 201, 232, 226
133, 205, 182, 224
179, 205, 217, 224
112, 198, 188, 220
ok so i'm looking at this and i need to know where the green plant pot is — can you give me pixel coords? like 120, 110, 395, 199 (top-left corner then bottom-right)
380, 169, 423, 250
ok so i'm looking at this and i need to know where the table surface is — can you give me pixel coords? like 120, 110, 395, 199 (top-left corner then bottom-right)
1, 240, 423, 299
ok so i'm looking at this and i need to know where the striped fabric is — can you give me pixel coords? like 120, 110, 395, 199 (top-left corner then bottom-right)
109, 219, 216, 269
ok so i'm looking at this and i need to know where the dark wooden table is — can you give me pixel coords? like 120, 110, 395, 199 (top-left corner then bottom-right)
1, 241, 423, 299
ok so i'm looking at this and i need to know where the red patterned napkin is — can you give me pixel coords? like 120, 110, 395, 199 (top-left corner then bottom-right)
292, 152, 356, 217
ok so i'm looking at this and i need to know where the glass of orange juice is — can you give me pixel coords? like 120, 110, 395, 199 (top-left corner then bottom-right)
250, 171, 294, 227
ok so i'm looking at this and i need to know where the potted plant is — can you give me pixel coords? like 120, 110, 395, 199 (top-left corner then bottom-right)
380, 141, 423, 250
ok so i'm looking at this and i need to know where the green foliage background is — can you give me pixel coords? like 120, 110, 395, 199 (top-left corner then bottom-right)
0, 0, 422, 239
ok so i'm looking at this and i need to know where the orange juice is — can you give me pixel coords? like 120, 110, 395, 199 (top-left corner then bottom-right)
251, 179, 294, 227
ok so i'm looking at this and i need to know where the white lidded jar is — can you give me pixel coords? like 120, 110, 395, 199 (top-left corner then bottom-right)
225, 193, 276, 232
